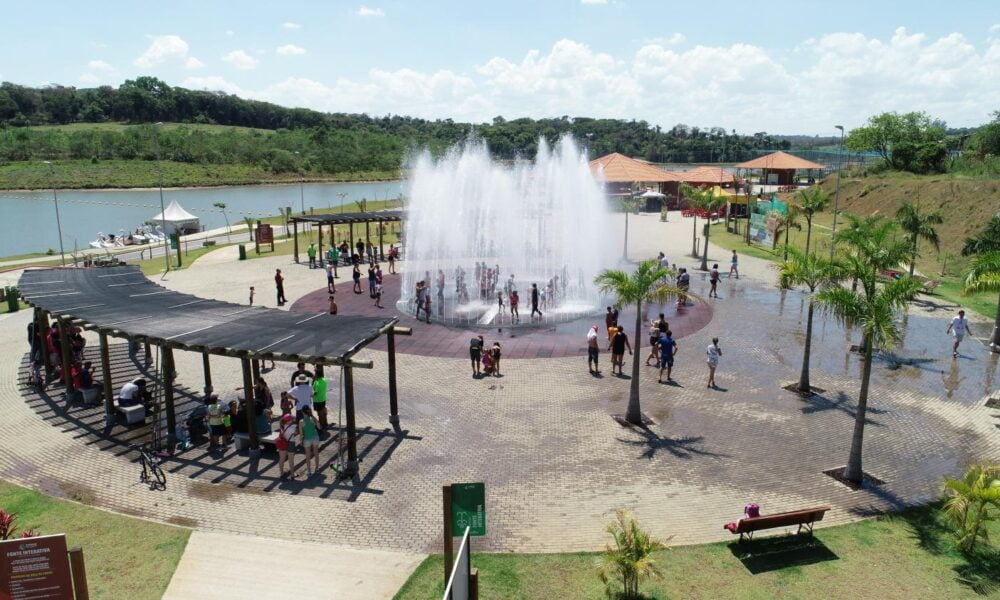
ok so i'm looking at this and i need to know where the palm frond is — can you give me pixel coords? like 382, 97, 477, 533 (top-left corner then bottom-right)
963, 251, 1000, 295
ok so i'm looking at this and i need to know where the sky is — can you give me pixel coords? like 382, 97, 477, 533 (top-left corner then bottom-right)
1, 0, 998, 134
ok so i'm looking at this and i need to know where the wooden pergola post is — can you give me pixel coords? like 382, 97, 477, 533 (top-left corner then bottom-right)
349, 223, 354, 254
241, 357, 259, 453
365, 220, 371, 261
387, 329, 399, 426
99, 331, 114, 419
201, 351, 212, 395
343, 364, 359, 476
38, 310, 53, 379
328, 222, 335, 246
143, 341, 152, 365
58, 318, 74, 395
251, 358, 260, 385
162, 346, 177, 450
293, 219, 300, 264
318, 223, 325, 267
378, 220, 384, 261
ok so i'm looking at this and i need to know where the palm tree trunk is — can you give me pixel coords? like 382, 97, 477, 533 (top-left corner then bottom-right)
783, 225, 790, 261
798, 298, 814, 392
625, 300, 644, 425
700, 221, 710, 271
844, 334, 873, 483
990, 289, 1000, 351
691, 215, 699, 257
804, 219, 813, 256
909, 234, 918, 277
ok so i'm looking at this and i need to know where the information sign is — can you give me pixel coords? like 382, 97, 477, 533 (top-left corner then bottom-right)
0, 534, 74, 600
257, 224, 274, 245
450, 483, 486, 537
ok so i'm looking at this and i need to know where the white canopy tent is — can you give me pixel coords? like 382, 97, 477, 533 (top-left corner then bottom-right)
150, 200, 200, 235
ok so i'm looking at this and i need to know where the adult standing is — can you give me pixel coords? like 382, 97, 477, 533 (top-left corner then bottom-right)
325, 261, 335, 294
709, 263, 720, 298
312, 368, 328, 429
587, 325, 601, 374
289, 362, 314, 387
298, 406, 321, 476
276, 414, 297, 480
388, 244, 397, 273
307, 242, 317, 269
677, 268, 690, 307
352, 264, 362, 294
531, 283, 542, 320
509, 290, 519, 324
469, 335, 484, 377
288, 374, 314, 421
657, 330, 678, 384
729, 250, 739, 279
706, 337, 722, 389
275, 269, 287, 306
946, 310, 973, 358
609, 327, 632, 376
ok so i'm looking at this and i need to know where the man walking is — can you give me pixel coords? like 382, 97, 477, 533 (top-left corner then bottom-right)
657, 330, 678, 383
587, 325, 601, 374
946, 309, 973, 358
531, 283, 542, 320
609, 326, 632, 376
275, 269, 287, 306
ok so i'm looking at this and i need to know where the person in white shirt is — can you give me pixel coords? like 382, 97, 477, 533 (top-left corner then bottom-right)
946, 310, 973, 358
706, 338, 722, 389
288, 375, 314, 419
118, 378, 147, 407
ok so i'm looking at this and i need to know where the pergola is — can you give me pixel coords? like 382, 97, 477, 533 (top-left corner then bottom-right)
734, 151, 825, 187
291, 210, 404, 265
589, 153, 684, 210
18, 266, 411, 476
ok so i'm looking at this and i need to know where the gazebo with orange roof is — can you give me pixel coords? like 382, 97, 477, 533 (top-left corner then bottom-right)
589, 152, 682, 210
734, 151, 825, 187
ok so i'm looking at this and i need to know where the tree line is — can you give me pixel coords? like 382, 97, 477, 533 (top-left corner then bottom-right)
0, 77, 793, 173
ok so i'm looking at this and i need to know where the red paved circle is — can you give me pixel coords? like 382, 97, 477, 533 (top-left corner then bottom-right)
290, 266, 713, 359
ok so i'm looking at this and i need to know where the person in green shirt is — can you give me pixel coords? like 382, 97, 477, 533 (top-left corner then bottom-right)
328, 246, 340, 278
307, 243, 317, 269
312, 367, 328, 430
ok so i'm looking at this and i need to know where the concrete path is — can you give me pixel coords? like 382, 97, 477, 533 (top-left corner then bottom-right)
163, 531, 424, 600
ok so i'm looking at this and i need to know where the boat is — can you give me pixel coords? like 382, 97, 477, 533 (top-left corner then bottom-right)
89, 232, 114, 249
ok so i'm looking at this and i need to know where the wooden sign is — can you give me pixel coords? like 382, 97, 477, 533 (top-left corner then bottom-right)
257, 224, 274, 245
0, 534, 74, 600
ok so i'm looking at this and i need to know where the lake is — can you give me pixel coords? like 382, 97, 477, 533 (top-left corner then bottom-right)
0, 180, 404, 256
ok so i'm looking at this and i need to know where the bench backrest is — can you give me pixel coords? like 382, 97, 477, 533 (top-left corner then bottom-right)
736, 507, 830, 533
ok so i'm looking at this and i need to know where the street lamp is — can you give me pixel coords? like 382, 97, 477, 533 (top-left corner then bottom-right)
42, 161, 65, 266
829, 125, 845, 260
153, 123, 171, 273
295, 151, 305, 214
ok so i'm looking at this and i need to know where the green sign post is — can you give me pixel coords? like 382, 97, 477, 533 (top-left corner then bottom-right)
451, 482, 486, 536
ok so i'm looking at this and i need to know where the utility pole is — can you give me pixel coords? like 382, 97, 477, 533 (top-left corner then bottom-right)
42, 161, 65, 266
153, 123, 170, 273
829, 125, 845, 260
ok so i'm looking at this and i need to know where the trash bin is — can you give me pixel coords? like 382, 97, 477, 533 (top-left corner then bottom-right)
5, 286, 18, 312
238, 244, 247, 260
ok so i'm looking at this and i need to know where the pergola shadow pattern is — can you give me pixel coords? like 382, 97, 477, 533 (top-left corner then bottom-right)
16, 346, 416, 499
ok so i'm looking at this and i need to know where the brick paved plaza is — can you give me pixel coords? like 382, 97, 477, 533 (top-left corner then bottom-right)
1, 213, 998, 557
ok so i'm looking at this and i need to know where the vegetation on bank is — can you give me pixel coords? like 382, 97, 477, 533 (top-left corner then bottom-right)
0, 480, 189, 600
395, 501, 1000, 599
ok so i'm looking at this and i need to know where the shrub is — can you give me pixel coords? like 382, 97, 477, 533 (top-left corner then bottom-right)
596, 510, 669, 599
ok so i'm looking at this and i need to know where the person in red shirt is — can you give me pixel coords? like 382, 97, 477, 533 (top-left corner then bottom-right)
275, 269, 287, 305
509, 290, 519, 324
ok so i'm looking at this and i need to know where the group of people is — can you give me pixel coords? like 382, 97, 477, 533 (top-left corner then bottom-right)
469, 335, 503, 377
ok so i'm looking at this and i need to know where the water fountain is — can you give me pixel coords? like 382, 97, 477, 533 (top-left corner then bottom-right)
399, 135, 614, 327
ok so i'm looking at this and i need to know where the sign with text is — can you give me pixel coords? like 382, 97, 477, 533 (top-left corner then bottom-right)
451, 483, 486, 537
257, 224, 274, 245
0, 534, 74, 600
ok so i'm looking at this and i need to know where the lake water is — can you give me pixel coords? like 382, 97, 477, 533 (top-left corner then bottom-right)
0, 181, 404, 256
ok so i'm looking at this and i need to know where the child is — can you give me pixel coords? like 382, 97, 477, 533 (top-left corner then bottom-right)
225, 400, 237, 444
490, 342, 502, 377
374, 282, 383, 308
481, 348, 494, 375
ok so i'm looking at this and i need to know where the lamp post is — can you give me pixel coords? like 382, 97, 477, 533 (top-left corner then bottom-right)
829, 125, 845, 260
42, 161, 65, 266
153, 123, 170, 273
295, 151, 305, 214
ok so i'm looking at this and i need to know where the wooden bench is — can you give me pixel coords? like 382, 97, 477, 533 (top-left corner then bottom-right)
233, 430, 280, 451
724, 506, 830, 542
114, 398, 146, 425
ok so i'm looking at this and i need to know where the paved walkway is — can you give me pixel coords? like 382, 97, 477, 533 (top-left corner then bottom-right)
1, 211, 998, 597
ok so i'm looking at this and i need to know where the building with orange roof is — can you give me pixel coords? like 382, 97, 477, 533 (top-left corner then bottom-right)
589, 152, 683, 211
734, 151, 825, 186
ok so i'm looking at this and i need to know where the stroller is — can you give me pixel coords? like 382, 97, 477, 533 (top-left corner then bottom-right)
184, 403, 208, 439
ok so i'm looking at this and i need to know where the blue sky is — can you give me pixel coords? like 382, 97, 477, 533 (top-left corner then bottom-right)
2, 1, 998, 133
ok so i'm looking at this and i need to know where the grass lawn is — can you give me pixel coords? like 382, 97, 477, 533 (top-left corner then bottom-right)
395, 504, 1000, 599
0, 159, 399, 190
708, 220, 998, 320
132, 241, 234, 275
0, 479, 189, 600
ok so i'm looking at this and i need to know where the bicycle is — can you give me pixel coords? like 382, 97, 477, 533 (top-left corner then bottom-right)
129, 444, 167, 490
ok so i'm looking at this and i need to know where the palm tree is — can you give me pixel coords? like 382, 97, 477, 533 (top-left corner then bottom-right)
964, 252, 1000, 351
795, 186, 831, 256
815, 268, 923, 484
776, 206, 802, 261
693, 188, 726, 271
895, 201, 943, 276
596, 509, 668, 599
681, 184, 702, 258
943, 463, 1000, 552
777, 248, 843, 394
595, 260, 687, 425
213, 202, 231, 243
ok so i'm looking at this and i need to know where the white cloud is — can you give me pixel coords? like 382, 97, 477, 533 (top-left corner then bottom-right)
87, 60, 115, 73
181, 76, 246, 95
175, 30, 1000, 133
356, 5, 385, 17
276, 44, 307, 56
283, 21, 302, 29
642, 33, 685, 46
185, 56, 205, 69
990, 24, 1000, 33
222, 49, 258, 70
134, 34, 203, 69
580, 0, 608, 4
225, 29, 235, 36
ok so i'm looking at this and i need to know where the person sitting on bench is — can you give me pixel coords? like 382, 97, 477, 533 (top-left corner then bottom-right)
118, 378, 148, 408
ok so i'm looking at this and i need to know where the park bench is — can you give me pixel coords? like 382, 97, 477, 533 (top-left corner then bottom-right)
233, 430, 280, 452
724, 506, 830, 542
114, 398, 146, 425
